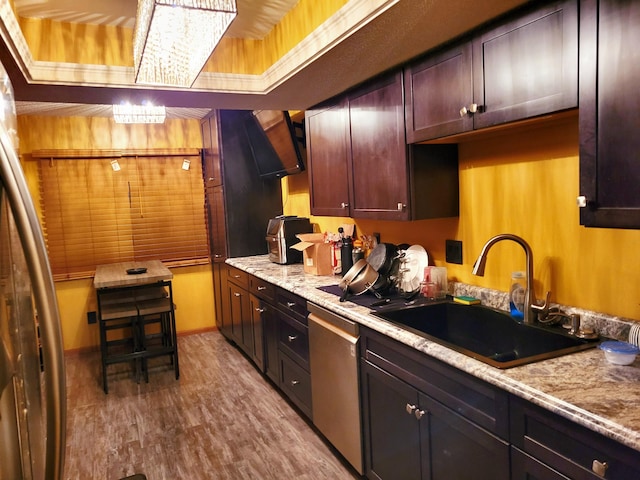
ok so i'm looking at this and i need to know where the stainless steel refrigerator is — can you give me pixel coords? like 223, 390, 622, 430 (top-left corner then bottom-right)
0, 62, 66, 478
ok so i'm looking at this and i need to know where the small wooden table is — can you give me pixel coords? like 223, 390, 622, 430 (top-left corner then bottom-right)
94, 260, 178, 393
93, 260, 173, 289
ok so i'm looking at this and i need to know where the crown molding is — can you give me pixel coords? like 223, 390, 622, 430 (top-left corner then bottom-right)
2, 0, 399, 97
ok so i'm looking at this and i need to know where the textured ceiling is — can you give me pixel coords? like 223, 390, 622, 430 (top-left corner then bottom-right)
4, 0, 531, 118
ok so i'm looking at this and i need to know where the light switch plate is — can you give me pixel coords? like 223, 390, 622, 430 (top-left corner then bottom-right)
446, 239, 463, 264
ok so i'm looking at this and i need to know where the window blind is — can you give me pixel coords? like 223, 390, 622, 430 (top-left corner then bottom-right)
37, 150, 209, 280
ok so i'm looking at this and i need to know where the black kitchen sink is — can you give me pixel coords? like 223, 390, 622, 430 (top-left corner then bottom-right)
373, 301, 598, 368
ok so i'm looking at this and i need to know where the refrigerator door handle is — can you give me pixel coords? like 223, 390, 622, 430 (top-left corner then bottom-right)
0, 130, 66, 480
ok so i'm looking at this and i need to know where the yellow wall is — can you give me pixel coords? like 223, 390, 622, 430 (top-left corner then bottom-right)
17, 115, 215, 352
283, 112, 640, 322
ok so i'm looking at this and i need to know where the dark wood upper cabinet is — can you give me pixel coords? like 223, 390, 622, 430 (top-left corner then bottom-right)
306, 72, 459, 221
405, 0, 578, 143
404, 42, 474, 142
305, 97, 352, 217
349, 72, 411, 220
201, 115, 222, 188
579, 0, 640, 229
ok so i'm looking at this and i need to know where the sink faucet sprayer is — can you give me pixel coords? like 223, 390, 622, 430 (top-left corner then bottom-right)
472, 234, 550, 325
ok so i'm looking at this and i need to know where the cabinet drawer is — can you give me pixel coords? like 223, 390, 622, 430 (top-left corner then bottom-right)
249, 275, 275, 302
510, 396, 640, 480
275, 288, 307, 324
226, 265, 248, 288
278, 312, 309, 370
280, 352, 312, 417
361, 326, 509, 439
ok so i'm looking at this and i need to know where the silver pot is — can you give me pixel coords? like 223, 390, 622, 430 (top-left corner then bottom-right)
339, 259, 380, 301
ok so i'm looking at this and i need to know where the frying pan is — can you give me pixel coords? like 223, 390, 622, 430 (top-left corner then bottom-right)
366, 243, 399, 277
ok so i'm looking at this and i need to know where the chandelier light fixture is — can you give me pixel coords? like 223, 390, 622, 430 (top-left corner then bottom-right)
112, 103, 167, 124
133, 0, 238, 87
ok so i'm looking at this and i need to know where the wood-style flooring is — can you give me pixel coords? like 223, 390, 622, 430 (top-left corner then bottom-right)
63, 331, 361, 480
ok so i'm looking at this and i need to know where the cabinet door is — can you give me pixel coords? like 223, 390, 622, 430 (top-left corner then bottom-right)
249, 294, 266, 372
212, 263, 224, 331
579, 0, 640, 228
263, 299, 279, 383
206, 185, 227, 262
201, 115, 222, 187
473, 0, 578, 129
349, 71, 410, 221
404, 41, 474, 142
422, 393, 509, 480
227, 281, 250, 352
361, 359, 423, 480
305, 99, 352, 217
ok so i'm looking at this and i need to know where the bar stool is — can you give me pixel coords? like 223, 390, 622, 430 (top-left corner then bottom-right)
135, 281, 179, 382
97, 291, 139, 394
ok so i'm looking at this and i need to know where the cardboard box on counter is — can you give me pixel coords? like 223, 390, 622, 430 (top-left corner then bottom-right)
291, 233, 333, 276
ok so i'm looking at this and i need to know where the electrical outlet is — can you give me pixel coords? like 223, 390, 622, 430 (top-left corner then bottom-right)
87, 311, 97, 324
445, 239, 463, 264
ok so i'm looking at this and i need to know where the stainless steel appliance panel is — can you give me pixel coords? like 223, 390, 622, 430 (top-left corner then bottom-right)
308, 303, 363, 474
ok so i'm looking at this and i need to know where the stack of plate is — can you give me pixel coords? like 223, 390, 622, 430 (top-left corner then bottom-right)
397, 245, 429, 294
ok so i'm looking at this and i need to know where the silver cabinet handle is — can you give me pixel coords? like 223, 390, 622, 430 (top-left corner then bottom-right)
406, 403, 416, 414
233, 292, 241, 297
414, 409, 426, 420
577, 195, 587, 207
286, 301, 296, 308
459, 103, 479, 117
214, 254, 222, 258
341, 202, 349, 208
287, 335, 298, 342
290, 380, 300, 386
257, 286, 266, 291
255, 307, 266, 313
397, 202, 406, 211
592, 460, 608, 476
233, 274, 241, 278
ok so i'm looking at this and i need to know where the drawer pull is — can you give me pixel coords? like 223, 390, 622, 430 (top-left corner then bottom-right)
255, 307, 266, 313
592, 460, 608, 476
233, 274, 241, 278
290, 380, 300, 386
286, 301, 296, 308
233, 292, 241, 297
287, 335, 298, 342
414, 409, 426, 420
257, 286, 266, 291
405, 404, 416, 415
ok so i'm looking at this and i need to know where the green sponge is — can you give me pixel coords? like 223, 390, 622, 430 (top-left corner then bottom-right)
453, 295, 481, 305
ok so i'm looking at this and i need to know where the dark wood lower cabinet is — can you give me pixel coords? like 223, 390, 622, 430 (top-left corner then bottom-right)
361, 358, 509, 480
217, 273, 640, 480
361, 360, 423, 480
510, 396, 640, 480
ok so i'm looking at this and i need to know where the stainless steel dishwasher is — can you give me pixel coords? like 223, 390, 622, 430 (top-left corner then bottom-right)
307, 302, 363, 475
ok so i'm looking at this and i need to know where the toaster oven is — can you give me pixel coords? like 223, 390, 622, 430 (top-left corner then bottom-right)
266, 216, 312, 264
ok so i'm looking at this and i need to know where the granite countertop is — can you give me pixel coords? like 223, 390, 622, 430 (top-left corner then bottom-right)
227, 255, 640, 454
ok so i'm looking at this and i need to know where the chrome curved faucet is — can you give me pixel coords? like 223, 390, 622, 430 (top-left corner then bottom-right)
472, 234, 550, 324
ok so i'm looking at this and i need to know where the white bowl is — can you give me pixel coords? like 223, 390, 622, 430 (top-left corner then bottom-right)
599, 341, 640, 365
